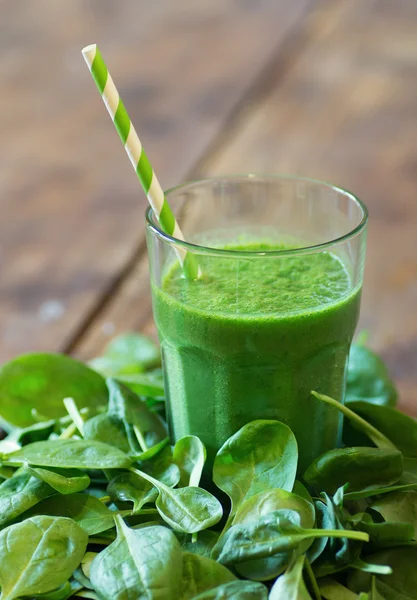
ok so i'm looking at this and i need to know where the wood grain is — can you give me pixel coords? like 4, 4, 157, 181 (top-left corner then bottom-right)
0, 0, 312, 360
74, 0, 417, 414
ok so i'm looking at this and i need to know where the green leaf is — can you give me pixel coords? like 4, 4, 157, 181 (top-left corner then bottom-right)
106, 378, 166, 451
0, 515, 88, 600
346, 401, 417, 458
24, 493, 116, 535
306, 501, 334, 564
0, 353, 108, 429
311, 393, 397, 450
132, 436, 169, 461
190, 580, 268, 599
181, 530, 219, 558
213, 420, 297, 517
25, 466, 90, 494
90, 333, 161, 377
173, 435, 206, 487
89, 516, 181, 600
344, 481, 417, 501
0, 471, 54, 528
347, 546, 417, 599
371, 490, 417, 539
234, 488, 315, 528
346, 344, 398, 407
269, 556, 313, 599
116, 372, 165, 398
319, 577, 359, 599
232, 488, 315, 580
27, 580, 80, 599
4, 439, 132, 469
181, 551, 236, 599
356, 518, 414, 549
211, 512, 368, 567
131, 467, 222, 534
107, 472, 158, 513
83, 413, 131, 453
303, 447, 403, 494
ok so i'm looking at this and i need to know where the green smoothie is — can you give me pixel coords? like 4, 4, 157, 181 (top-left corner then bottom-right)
152, 242, 361, 472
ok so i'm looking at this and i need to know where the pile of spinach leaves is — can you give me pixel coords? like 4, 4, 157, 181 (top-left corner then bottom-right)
0, 334, 414, 599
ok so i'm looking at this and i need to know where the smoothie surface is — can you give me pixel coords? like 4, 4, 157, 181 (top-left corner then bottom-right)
162, 242, 352, 315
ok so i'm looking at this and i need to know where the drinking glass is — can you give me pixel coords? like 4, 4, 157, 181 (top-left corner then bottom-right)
146, 175, 368, 472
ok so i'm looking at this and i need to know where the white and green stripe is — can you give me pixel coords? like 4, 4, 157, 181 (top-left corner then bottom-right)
82, 44, 200, 279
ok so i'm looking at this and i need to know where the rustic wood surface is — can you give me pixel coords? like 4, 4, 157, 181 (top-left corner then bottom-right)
2, 0, 417, 413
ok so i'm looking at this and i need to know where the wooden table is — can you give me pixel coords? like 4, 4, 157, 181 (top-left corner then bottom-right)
1, 0, 417, 413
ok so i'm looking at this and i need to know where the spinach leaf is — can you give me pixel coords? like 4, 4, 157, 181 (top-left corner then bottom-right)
24, 493, 116, 535
0, 353, 108, 429
181, 530, 219, 558
356, 516, 414, 549
132, 436, 169, 461
0, 515, 87, 599
346, 401, 417, 458
234, 488, 315, 528
346, 344, 398, 407
371, 490, 417, 539
131, 467, 222, 533
107, 472, 158, 513
344, 481, 417, 501
4, 439, 132, 469
347, 546, 417, 599
103, 332, 161, 371
313, 492, 363, 578
173, 435, 206, 487
269, 556, 312, 599
89, 516, 182, 600
319, 577, 360, 599
191, 580, 268, 599
213, 420, 297, 518
211, 512, 368, 567
141, 445, 181, 487
232, 489, 315, 580
25, 466, 90, 495
9, 419, 56, 446
106, 378, 166, 451
181, 551, 236, 599
293, 480, 314, 505
311, 393, 396, 450
26, 580, 81, 599
0, 471, 54, 528
304, 447, 403, 494
116, 372, 165, 398
306, 500, 334, 564
83, 413, 131, 453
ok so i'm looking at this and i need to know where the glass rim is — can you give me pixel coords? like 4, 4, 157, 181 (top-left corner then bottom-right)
145, 173, 368, 258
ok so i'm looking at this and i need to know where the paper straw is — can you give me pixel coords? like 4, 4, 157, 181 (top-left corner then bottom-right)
82, 44, 200, 279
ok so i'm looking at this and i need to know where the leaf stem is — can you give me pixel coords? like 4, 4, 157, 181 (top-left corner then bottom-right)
63, 397, 85, 437
310, 391, 397, 450
59, 422, 77, 440
133, 426, 148, 452
305, 528, 369, 543
304, 557, 322, 600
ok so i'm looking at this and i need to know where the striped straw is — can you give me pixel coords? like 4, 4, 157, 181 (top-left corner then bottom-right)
82, 44, 200, 280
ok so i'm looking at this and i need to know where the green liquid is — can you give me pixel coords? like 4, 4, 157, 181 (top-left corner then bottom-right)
152, 243, 361, 472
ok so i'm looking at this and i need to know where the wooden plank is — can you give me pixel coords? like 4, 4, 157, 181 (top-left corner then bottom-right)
75, 0, 417, 414
0, 0, 312, 361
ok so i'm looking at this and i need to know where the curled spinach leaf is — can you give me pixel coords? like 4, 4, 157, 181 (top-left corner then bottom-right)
181, 551, 236, 599
0, 471, 54, 529
269, 556, 312, 599
173, 435, 206, 487
304, 447, 403, 494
